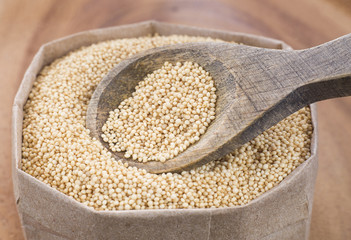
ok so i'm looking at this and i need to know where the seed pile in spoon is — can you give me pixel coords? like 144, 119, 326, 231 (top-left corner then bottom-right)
101, 61, 216, 162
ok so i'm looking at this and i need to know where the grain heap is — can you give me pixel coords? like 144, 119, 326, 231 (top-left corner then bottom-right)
21, 35, 313, 211
102, 61, 216, 162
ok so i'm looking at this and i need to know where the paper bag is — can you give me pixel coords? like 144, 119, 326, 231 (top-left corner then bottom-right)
12, 21, 318, 240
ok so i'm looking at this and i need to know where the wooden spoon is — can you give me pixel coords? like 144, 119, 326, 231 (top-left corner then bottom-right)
87, 34, 351, 174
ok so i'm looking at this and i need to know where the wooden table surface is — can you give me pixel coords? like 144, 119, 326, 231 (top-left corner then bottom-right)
1, 0, 350, 239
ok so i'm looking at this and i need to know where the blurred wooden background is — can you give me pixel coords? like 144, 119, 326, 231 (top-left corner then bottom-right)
0, 0, 350, 239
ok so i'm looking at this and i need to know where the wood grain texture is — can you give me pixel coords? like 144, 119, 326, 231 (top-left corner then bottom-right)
1, 0, 350, 239
88, 36, 351, 173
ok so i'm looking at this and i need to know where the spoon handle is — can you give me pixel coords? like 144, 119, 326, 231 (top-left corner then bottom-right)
292, 34, 351, 104
224, 34, 351, 121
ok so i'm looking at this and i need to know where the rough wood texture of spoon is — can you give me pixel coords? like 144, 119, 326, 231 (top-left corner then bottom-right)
87, 34, 351, 174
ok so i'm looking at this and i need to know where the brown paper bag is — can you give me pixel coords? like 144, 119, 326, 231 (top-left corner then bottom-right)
12, 21, 318, 240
